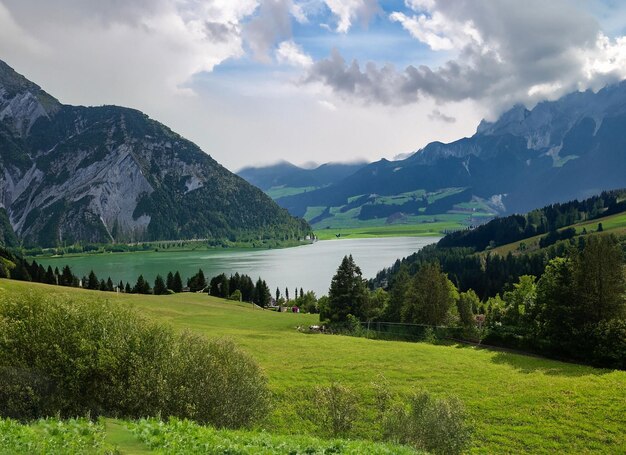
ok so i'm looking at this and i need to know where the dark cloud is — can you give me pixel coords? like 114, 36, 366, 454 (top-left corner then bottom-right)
306, 0, 624, 113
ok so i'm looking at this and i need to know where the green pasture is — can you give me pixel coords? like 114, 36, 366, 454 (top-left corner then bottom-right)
0, 280, 624, 453
491, 210, 626, 255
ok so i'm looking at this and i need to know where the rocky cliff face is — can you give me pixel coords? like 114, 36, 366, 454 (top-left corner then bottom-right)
0, 60, 310, 247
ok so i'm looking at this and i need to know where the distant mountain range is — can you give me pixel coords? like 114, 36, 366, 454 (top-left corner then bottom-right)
238, 161, 367, 193
0, 60, 310, 248
242, 82, 626, 229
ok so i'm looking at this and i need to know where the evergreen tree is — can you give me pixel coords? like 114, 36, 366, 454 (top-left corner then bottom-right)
254, 279, 271, 307
172, 271, 183, 293
118, 280, 125, 292
37, 264, 46, 282
87, 270, 99, 290
125, 282, 132, 293
322, 255, 368, 323
99, 279, 107, 291
276, 287, 280, 302
60, 265, 74, 287
133, 275, 151, 294
574, 235, 625, 323
285, 287, 289, 301
537, 257, 577, 350
154, 275, 168, 295
300, 287, 304, 299
44, 266, 56, 285
188, 268, 207, 292
210, 273, 229, 298
166, 271, 174, 290
106, 277, 114, 292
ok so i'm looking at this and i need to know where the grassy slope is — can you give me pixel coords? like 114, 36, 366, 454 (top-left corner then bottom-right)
1, 280, 625, 453
491, 210, 626, 255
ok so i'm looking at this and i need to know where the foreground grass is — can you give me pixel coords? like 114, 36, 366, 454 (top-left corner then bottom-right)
0, 418, 416, 454
1, 280, 625, 453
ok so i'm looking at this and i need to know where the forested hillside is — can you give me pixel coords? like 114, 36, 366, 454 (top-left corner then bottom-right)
0, 60, 310, 247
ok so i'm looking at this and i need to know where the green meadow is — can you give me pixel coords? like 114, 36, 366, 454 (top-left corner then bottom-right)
1, 279, 625, 453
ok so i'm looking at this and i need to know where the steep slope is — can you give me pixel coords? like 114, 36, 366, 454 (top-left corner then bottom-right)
0, 60, 310, 248
278, 82, 626, 223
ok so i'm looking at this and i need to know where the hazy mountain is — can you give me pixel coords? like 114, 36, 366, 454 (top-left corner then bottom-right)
237, 160, 368, 192
277, 82, 626, 221
0, 60, 310, 248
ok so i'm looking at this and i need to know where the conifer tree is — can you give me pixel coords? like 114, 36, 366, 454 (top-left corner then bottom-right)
87, 270, 99, 290
322, 255, 368, 323
133, 275, 151, 294
172, 271, 183, 293
154, 275, 168, 295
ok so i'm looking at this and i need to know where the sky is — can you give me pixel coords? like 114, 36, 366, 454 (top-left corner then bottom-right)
1, 1, 626, 171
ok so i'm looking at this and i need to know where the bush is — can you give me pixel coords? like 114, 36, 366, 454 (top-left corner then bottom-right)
382, 390, 472, 455
312, 383, 359, 437
0, 291, 269, 428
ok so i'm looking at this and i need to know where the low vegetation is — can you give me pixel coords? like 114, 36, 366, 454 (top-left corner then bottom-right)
0, 280, 624, 453
0, 291, 269, 427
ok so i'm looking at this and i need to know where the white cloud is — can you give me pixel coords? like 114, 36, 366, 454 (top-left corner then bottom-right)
324, 0, 380, 33
276, 40, 313, 67
389, 10, 482, 51
308, 0, 626, 118
318, 99, 337, 110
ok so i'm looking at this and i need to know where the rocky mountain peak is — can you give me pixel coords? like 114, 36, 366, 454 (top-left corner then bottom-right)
0, 60, 60, 136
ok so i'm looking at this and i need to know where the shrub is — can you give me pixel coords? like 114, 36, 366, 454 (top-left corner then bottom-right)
0, 291, 269, 428
228, 289, 242, 301
382, 390, 472, 455
165, 334, 270, 428
312, 383, 359, 437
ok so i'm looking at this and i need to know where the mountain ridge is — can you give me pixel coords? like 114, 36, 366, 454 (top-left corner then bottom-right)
0, 60, 310, 248
274, 81, 626, 225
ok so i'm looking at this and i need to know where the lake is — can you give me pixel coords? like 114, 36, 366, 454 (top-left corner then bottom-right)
37, 237, 439, 297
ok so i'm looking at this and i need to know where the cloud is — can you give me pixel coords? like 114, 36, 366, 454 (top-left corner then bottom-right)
0, 0, 261, 100
428, 109, 455, 123
317, 99, 337, 110
244, 0, 293, 62
324, 0, 380, 33
276, 40, 313, 67
306, 0, 626, 114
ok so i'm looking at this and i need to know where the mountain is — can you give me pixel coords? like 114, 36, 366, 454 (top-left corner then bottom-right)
237, 160, 368, 193
0, 60, 310, 248
276, 82, 626, 227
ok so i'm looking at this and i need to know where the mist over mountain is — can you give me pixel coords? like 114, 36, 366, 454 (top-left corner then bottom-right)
274, 82, 626, 222
237, 160, 368, 191
0, 60, 310, 248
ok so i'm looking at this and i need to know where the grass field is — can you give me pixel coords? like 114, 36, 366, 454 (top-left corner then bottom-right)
313, 214, 477, 240
491, 210, 626, 255
1, 280, 625, 453
265, 186, 318, 199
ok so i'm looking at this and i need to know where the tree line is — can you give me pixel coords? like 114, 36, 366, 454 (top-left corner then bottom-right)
0, 247, 320, 312
439, 189, 626, 251
324, 235, 625, 369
